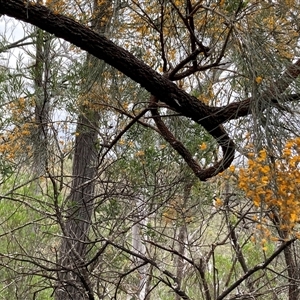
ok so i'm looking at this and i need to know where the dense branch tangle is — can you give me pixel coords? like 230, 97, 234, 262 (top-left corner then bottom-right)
2, 1, 300, 300
0, 0, 300, 180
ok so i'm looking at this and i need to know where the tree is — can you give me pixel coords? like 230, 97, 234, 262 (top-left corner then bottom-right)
0, 0, 236, 182
1, 0, 300, 299
55, 0, 115, 298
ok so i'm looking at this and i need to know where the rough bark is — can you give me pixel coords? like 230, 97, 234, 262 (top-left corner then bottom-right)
283, 244, 300, 300
2, 0, 300, 182
54, 1, 112, 298
0, 0, 236, 181
3, 1, 300, 182
274, 215, 300, 300
32, 26, 50, 176
55, 111, 99, 299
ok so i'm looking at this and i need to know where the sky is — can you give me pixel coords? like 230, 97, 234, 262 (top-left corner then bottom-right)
0, 17, 29, 68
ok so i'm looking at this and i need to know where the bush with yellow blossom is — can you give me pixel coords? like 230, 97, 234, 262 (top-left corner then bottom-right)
238, 138, 300, 237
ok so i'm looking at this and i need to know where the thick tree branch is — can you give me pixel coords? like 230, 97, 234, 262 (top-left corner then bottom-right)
2, 1, 299, 180
0, 0, 235, 180
150, 96, 234, 180
0, 0, 214, 126
1, 1, 299, 126
214, 59, 300, 123
214, 93, 300, 124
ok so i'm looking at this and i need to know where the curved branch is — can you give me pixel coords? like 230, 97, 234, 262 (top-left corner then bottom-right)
169, 0, 209, 55
0, 0, 235, 180
149, 96, 235, 180
1, 2, 300, 126
0, 1, 216, 124
5, 1, 298, 179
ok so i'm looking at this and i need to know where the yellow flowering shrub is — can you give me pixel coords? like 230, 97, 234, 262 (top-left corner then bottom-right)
238, 138, 300, 235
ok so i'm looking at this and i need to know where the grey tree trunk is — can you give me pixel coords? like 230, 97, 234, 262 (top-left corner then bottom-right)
55, 112, 99, 299
33, 25, 51, 177
175, 182, 193, 300
131, 196, 151, 300
55, 1, 113, 299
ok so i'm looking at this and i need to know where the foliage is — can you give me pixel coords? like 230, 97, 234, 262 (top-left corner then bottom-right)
239, 138, 300, 236
1, 0, 300, 299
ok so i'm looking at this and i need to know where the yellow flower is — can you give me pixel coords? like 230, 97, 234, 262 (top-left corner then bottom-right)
285, 140, 294, 148
260, 165, 270, 173
290, 213, 298, 223
283, 148, 291, 156
214, 197, 223, 208
259, 149, 267, 160
199, 142, 207, 150
255, 76, 263, 84
261, 176, 269, 184
135, 150, 145, 157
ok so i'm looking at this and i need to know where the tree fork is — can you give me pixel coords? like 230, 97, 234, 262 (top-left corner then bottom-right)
0, 0, 238, 179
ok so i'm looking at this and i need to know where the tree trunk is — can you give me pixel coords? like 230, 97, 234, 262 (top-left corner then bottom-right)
274, 214, 300, 300
55, 1, 113, 299
175, 225, 186, 300
33, 25, 50, 177
131, 196, 151, 300
55, 112, 99, 299
175, 182, 193, 300
282, 236, 299, 300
